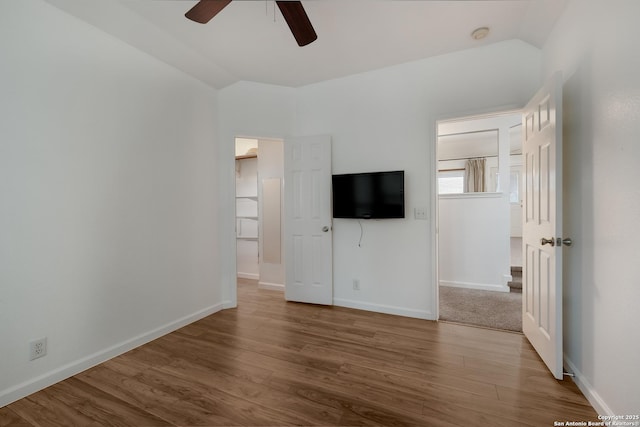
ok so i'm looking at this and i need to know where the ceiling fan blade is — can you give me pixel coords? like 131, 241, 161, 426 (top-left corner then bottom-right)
185, 0, 232, 24
276, 1, 317, 47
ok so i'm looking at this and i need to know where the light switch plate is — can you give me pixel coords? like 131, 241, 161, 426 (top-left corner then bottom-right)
414, 207, 427, 220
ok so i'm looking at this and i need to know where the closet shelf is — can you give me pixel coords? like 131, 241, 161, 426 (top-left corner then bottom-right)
236, 236, 258, 241
237, 216, 258, 220
236, 195, 258, 200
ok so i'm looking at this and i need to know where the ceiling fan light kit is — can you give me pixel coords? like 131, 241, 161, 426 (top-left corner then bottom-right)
185, 0, 317, 47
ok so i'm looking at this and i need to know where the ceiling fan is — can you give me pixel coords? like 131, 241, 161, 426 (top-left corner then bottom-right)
185, 0, 318, 47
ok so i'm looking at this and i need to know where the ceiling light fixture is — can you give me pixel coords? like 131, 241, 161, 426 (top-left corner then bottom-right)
471, 27, 490, 40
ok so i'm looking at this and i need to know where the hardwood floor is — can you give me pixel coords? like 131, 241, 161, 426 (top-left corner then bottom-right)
3, 280, 597, 426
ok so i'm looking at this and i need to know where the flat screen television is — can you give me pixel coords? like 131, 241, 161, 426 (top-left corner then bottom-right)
332, 170, 405, 219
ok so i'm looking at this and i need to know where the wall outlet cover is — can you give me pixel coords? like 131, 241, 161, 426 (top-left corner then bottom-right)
29, 338, 47, 361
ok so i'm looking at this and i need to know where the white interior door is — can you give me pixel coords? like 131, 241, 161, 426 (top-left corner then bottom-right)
522, 72, 564, 380
284, 135, 333, 305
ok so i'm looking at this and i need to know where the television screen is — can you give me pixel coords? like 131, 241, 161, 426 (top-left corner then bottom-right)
332, 170, 405, 219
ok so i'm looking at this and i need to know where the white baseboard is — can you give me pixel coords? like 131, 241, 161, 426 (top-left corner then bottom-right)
258, 281, 284, 291
222, 300, 236, 309
237, 272, 259, 280
564, 355, 611, 416
440, 280, 510, 293
333, 298, 435, 320
0, 302, 225, 408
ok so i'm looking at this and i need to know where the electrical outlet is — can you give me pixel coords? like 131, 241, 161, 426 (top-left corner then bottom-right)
29, 338, 47, 361
414, 207, 427, 220
353, 279, 360, 291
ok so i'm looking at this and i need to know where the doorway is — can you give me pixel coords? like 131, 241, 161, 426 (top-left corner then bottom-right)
235, 137, 286, 291
232, 134, 334, 306
436, 111, 523, 332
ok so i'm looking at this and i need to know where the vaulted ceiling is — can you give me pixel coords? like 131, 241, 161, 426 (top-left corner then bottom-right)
44, 0, 567, 89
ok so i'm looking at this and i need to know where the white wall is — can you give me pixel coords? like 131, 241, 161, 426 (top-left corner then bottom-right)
219, 39, 541, 319
439, 194, 510, 292
541, 0, 640, 415
0, 0, 222, 406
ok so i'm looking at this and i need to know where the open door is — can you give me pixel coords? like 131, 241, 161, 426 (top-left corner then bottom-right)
522, 72, 565, 380
284, 135, 333, 305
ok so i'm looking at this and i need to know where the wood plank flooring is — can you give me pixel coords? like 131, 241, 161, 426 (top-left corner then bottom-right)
3, 280, 598, 426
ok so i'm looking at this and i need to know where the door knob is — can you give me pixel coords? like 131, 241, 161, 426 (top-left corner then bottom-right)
541, 237, 555, 246
541, 237, 572, 247
560, 238, 573, 247
322, 226, 330, 232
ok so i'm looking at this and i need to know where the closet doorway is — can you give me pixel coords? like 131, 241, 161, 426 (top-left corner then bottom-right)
235, 137, 285, 291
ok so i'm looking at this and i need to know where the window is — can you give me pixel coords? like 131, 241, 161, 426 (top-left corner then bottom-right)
438, 170, 464, 194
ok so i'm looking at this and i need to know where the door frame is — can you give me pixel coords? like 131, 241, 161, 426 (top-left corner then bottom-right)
227, 132, 287, 309
228, 133, 333, 307
432, 108, 523, 320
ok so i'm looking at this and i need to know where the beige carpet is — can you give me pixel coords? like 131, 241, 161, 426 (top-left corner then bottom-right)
439, 286, 522, 332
